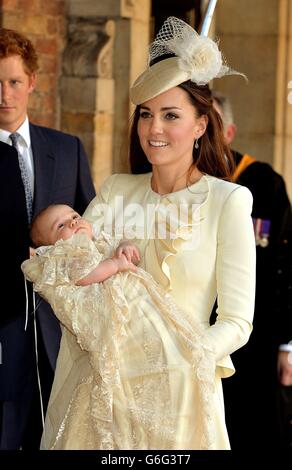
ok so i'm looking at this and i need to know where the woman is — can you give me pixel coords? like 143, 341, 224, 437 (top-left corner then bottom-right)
43, 18, 255, 449
44, 17, 256, 450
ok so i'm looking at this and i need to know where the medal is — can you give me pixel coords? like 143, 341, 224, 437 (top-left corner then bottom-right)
253, 218, 271, 247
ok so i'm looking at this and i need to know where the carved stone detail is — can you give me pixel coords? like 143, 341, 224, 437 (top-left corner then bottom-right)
97, 20, 115, 78
62, 17, 115, 78
121, 0, 135, 18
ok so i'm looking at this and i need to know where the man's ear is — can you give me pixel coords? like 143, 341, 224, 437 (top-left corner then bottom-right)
28, 73, 37, 94
225, 123, 237, 145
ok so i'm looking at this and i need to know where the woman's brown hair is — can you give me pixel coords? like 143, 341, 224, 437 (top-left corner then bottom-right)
129, 81, 235, 180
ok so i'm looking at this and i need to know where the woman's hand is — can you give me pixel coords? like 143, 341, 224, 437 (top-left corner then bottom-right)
112, 253, 137, 273
115, 241, 141, 264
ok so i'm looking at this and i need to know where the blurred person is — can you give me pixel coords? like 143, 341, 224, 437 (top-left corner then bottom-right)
213, 90, 292, 449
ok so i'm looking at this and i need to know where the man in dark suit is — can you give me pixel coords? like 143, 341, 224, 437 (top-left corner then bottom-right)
0, 28, 96, 449
212, 90, 292, 450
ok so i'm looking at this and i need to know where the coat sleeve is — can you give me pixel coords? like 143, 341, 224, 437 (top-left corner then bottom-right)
205, 186, 256, 363
83, 174, 118, 237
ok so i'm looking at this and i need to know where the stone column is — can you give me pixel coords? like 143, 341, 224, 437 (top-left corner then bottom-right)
214, 0, 280, 165
61, 17, 115, 188
112, 0, 151, 173
214, 0, 292, 198
274, 0, 292, 199
62, 0, 151, 189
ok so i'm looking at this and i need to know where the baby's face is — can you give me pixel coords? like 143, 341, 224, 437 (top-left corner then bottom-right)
40, 205, 93, 245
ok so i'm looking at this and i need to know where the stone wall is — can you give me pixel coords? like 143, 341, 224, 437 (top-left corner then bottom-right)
1, 0, 67, 129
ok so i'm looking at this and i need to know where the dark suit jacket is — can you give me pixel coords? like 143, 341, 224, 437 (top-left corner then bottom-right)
0, 141, 30, 318
0, 125, 96, 400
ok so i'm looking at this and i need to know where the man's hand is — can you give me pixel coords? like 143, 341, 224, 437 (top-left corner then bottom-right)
115, 241, 141, 264
278, 351, 292, 386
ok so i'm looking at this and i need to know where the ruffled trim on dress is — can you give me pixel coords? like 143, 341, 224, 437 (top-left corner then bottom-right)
156, 175, 211, 290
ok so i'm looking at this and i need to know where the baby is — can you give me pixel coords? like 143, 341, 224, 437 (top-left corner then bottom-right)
29, 203, 140, 285
22, 204, 215, 451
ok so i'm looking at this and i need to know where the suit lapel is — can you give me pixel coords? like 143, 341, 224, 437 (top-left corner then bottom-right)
30, 123, 56, 216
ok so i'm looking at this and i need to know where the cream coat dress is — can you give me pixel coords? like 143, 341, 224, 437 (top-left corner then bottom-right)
83, 173, 256, 449
23, 173, 255, 450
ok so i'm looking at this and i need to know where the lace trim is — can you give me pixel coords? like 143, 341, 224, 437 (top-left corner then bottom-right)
28, 233, 216, 449
49, 269, 216, 449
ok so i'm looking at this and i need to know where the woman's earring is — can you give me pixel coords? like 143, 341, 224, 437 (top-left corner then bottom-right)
195, 138, 199, 149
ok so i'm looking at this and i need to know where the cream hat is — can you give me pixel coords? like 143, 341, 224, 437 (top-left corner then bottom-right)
130, 17, 245, 105
130, 57, 189, 105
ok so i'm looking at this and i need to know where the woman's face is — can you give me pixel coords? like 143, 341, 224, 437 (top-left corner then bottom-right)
137, 87, 207, 171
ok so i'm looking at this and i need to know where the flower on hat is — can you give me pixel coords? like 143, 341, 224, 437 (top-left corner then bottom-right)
130, 17, 246, 105
149, 17, 245, 86
176, 34, 227, 85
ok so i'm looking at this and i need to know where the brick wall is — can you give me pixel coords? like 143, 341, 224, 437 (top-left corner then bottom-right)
1, 0, 67, 129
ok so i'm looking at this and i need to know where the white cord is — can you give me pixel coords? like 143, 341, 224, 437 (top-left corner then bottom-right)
32, 291, 45, 429
24, 276, 29, 331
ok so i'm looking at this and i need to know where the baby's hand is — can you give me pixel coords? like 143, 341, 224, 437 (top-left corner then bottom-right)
29, 247, 36, 258
116, 242, 141, 265
112, 253, 137, 273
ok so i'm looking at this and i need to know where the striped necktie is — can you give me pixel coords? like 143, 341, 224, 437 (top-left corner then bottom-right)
10, 132, 33, 224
